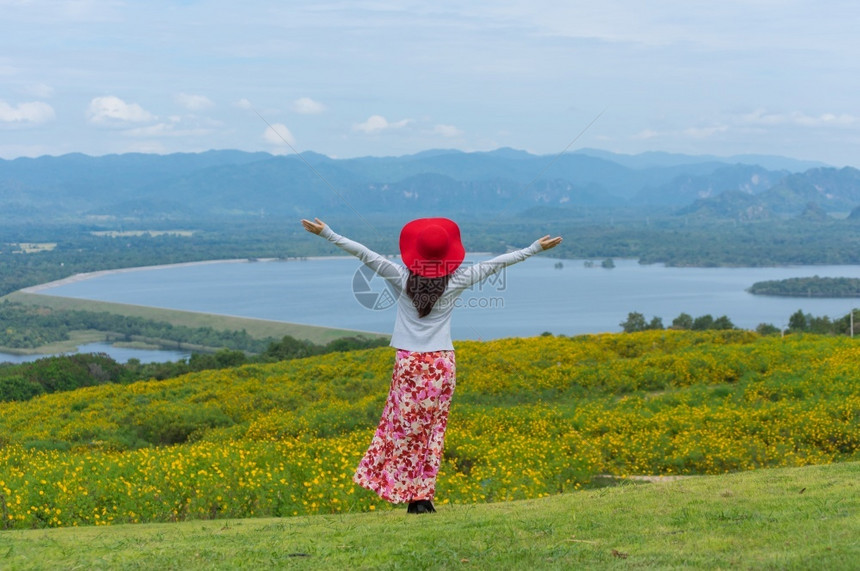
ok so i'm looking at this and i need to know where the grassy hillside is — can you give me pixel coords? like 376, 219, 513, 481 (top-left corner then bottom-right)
0, 331, 858, 532
4, 291, 388, 346
2, 462, 857, 570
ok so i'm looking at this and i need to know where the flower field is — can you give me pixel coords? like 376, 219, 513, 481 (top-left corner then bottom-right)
0, 330, 858, 529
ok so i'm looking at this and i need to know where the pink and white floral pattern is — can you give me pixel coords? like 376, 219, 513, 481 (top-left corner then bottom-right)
353, 349, 456, 503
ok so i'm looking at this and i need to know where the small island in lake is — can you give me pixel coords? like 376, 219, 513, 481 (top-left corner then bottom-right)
748, 276, 860, 298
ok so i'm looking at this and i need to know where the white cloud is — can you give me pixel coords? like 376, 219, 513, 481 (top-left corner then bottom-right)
175, 93, 214, 111
119, 114, 220, 139
124, 123, 174, 137
124, 122, 214, 138
632, 124, 728, 141
683, 125, 728, 139
492, 1, 858, 53
87, 96, 154, 123
738, 109, 784, 126
263, 123, 296, 146
23, 83, 54, 98
235, 98, 253, 110
739, 109, 858, 128
0, 100, 55, 123
292, 97, 326, 115
354, 115, 411, 134
433, 124, 463, 137
631, 129, 661, 140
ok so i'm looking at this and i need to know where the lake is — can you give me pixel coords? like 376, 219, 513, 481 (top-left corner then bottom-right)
21, 256, 860, 344
0, 342, 191, 365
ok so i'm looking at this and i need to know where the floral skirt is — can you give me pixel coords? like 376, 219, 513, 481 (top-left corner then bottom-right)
353, 349, 456, 503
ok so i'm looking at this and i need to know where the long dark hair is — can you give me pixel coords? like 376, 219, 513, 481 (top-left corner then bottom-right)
406, 271, 450, 318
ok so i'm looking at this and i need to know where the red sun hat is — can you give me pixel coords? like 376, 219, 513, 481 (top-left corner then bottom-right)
399, 218, 465, 278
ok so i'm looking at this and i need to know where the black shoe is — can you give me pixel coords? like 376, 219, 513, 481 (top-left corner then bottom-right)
407, 500, 436, 514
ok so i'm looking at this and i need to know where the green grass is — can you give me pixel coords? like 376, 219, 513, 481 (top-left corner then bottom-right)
2, 463, 856, 570
2, 292, 388, 346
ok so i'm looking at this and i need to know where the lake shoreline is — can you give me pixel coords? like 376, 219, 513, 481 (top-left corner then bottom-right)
20, 256, 860, 340
18, 252, 511, 293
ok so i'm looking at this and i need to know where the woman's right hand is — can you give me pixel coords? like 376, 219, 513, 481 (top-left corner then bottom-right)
301, 218, 325, 235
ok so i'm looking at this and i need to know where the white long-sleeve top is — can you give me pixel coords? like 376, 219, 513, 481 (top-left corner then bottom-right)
320, 225, 544, 352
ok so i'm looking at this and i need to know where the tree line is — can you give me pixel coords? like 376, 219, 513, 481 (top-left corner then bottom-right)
0, 333, 389, 403
0, 301, 271, 352
619, 309, 860, 337
748, 276, 860, 297
619, 312, 736, 333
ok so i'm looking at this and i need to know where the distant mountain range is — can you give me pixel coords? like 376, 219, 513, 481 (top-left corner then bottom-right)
1, 148, 857, 224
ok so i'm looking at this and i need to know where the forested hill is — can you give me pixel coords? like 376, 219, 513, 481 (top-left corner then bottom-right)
2, 147, 853, 224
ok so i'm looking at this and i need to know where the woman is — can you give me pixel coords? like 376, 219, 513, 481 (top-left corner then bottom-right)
301, 217, 561, 514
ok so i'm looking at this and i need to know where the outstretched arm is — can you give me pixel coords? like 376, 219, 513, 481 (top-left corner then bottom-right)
300, 218, 404, 285
448, 233, 563, 292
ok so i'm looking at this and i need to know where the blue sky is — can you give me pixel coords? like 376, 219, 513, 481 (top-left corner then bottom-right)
2, 1, 859, 166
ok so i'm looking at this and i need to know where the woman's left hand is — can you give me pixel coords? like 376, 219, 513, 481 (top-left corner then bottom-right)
538, 235, 563, 250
